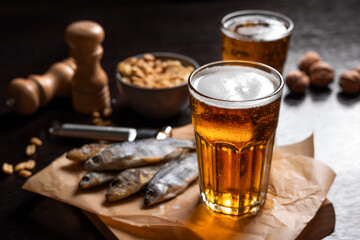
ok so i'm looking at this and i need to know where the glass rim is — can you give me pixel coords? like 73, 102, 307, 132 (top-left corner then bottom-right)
188, 60, 284, 104
221, 9, 294, 41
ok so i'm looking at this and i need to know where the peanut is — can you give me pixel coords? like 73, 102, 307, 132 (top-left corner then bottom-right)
14, 162, 27, 172
117, 62, 132, 76
2, 162, 13, 175
144, 53, 155, 62
122, 77, 131, 84
98, 120, 113, 126
30, 137, 42, 146
92, 111, 100, 118
103, 107, 113, 117
25, 159, 36, 170
26, 144, 36, 156
132, 66, 145, 78
92, 117, 103, 125
19, 169, 32, 178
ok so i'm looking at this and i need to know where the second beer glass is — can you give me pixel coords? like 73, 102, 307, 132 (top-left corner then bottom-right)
221, 10, 294, 73
188, 61, 284, 217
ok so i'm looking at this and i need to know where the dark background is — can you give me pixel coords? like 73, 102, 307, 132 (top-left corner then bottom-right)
1, 0, 360, 239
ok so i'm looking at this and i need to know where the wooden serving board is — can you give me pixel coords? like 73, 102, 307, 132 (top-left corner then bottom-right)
82, 199, 335, 240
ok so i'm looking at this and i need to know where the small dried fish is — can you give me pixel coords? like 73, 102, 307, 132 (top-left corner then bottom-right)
144, 152, 198, 207
79, 171, 118, 189
106, 164, 164, 202
66, 143, 107, 162
84, 138, 194, 171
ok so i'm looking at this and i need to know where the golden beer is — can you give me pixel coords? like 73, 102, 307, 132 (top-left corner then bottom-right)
221, 10, 293, 73
188, 61, 284, 216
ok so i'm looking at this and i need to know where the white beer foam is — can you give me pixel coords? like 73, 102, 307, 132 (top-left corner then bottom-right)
190, 65, 281, 109
224, 15, 288, 41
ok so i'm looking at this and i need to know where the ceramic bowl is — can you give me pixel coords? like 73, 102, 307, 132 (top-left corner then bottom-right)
116, 52, 199, 119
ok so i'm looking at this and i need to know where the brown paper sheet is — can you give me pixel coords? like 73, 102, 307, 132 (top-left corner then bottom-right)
23, 124, 335, 240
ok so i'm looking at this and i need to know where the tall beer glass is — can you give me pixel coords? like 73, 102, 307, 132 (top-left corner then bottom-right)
188, 61, 284, 217
221, 10, 294, 73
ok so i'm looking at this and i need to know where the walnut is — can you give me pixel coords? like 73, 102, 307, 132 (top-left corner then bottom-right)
285, 70, 310, 93
354, 65, 360, 75
298, 51, 321, 74
309, 61, 334, 87
339, 70, 360, 94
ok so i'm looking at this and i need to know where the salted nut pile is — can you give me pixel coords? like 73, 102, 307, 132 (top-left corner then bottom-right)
117, 53, 195, 88
286, 51, 360, 94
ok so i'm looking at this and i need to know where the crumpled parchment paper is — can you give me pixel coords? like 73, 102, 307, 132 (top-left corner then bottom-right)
23, 124, 335, 240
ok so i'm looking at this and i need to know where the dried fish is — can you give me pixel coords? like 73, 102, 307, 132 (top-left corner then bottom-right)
84, 138, 194, 171
66, 143, 107, 162
106, 164, 164, 202
144, 152, 198, 207
79, 171, 118, 189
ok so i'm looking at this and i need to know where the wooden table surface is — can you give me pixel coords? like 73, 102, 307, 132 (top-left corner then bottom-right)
1, 0, 359, 239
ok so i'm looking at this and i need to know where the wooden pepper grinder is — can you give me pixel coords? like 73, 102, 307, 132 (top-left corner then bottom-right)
7, 58, 76, 115
65, 20, 110, 114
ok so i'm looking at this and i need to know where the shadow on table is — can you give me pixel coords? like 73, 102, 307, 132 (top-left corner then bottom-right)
337, 92, 360, 106
27, 196, 105, 240
284, 92, 306, 106
308, 85, 332, 102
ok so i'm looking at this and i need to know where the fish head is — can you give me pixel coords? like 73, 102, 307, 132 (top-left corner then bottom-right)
84, 153, 106, 170
79, 172, 96, 189
106, 178, 132, 202
144, 183, 166, 207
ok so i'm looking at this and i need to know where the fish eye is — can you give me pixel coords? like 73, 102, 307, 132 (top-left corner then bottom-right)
91, 155, 102, 164
81, 175, 90, 182
146, 188, 157, 200
110, 180, 122, 188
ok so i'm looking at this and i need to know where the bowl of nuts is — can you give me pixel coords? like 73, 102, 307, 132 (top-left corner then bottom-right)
116, 52, 199, 119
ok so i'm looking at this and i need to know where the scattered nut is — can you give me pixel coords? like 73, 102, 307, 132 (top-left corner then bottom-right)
2, 162, 13, 175
286, 70, 310, 93
25, 159, 36, 170
117, 53, 195, 89
92, 117, 114, 126
30, 137, 42, 146
14, 162, 27, 172
98, 120, 113, 126
19, 169, 32, 178
298, 51, 321, 74
92, 111, 100, 118
25, 144, 36, 156
92, 117, 103, 125
309, 61, 334, 87
339, 70, 360, 94
103, 107, 113, 117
